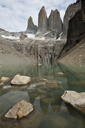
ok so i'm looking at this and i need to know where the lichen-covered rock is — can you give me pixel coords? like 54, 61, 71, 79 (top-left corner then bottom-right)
5, 100, 34, 119
11, 74, 31, 85
61, 91, 85, 114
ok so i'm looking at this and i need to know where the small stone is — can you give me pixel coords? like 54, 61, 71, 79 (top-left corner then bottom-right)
11, 74, 31, 85
1, 77, 10, 83
5, 100, 34, 119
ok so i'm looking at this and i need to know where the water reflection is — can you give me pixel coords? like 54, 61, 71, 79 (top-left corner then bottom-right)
0, 63, 85, 128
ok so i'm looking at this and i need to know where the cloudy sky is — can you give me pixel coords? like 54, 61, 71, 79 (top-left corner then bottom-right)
0, 0, 76, 32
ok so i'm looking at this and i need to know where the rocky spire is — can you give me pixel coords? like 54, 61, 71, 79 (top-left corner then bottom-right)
38, 6, 47, 31
48, 9, 62, 34
27, 16, 34, 29
27, 16, 37, 33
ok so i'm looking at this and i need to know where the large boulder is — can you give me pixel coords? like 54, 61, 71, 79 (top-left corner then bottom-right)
61, 91, 85, 114
5, 100, 34, 119
11, 74, 31, 85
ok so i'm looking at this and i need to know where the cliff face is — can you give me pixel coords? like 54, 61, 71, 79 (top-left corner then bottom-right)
63, 0, 81, 37
1, 37, 65, 64
58, 0, 85, 64
48, 9, 62, 35
38, 6, 47, 32
27, 16, 37, 33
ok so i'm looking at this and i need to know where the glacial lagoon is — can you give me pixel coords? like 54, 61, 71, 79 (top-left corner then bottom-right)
0, 63, 85, 128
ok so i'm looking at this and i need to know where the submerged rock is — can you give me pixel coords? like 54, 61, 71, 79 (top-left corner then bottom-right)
5, 100, 34, 119
11, 74, 31, 85
61, 90, 85, 114
1, 77, 10, 83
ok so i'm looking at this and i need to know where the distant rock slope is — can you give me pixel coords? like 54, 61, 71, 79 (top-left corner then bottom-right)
0, 39, 32, 66
58, 0, 85, 64
62, 0, 81, 38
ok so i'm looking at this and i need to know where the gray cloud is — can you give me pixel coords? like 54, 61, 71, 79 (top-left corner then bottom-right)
0, 0, 76, 32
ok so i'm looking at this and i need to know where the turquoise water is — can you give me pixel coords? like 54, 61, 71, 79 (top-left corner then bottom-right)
0, 63, 85, 128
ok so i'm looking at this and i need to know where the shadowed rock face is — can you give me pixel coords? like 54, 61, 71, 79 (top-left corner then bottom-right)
58, 0, 85, 63
48, 9, 62, 35
27, 16, 37, 33
63, 0, 81, 37
38, 6, 47, 32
